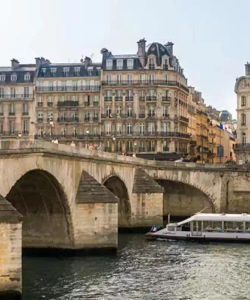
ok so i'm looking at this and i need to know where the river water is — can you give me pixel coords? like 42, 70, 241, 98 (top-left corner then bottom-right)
23, 233, 250, 300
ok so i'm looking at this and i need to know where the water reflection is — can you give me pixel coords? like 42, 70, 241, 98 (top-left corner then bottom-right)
23, 234, 250, 299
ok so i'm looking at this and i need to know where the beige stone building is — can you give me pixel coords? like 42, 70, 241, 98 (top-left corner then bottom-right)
0, 39, 236, 163
0, 59, 36, 138
235, 63, 250, 163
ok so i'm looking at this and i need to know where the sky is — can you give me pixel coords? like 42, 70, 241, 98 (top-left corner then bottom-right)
0, 0, 249, 118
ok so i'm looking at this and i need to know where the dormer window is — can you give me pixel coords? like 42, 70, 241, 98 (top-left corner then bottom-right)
63, 67, 70, 76
11, 73, 17, 82
42, 68, 46, 74
117, 59, 123, 70
106, 59, 113, 70
87, 66, 93, 76
74, 66, 81, 75
127, 59, 134, 69
149, 58, 155, 69
24, 73, 30, 81
50, 68, 57, 76
0, 75, 5, 82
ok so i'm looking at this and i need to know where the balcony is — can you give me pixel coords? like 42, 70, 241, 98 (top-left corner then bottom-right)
93, 117, 99, 122
147, 114, 156, 119
125, 96, 133, 101
115, 96, 123, 101
0, 94, 33, 100
146, 96, 157, 101
84, 101, 90, 107
22, 112, 29, 116
37, 118, 43, 123
57, 117, 79, 123
139, 96, 145, 101
234, 143, 250, 151
93, 101, 99, 106
47, 102, 53, 107
57, 101, 79, 107
36, 86, 100, 92
37, 102, 43, 107
104, 96, 112, 102
162, 96, 171, 102
102, 80, 189, 92
162, 114, 170, 119
47, 118, 54, 122
139, 113, 145, 118
9, 112, 15, 116
84, 118, 90, 122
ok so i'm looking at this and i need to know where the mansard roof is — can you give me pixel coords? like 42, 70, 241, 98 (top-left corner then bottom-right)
0, 64, 36, 84
37, 62, 101, 78
147, 42, 170, 60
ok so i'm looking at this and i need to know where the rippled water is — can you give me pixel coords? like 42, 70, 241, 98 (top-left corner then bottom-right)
23, 234, 250, 299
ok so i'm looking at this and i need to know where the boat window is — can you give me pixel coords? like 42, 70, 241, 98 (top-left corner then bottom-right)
224, 221, 244, 231
193, 221, 202, 232
246, 222, 250, 232
203, 221, 222, 231
167, 225, 176, 231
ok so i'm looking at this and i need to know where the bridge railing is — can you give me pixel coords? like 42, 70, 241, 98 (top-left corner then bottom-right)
0, 139, 248, 171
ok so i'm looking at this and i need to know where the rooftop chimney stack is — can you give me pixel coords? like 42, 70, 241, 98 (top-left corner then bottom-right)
11, 59, 20, 69
245, 62, 250, 76
137, 38, 146, 67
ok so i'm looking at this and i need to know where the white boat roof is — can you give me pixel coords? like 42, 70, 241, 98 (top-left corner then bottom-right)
177, 213, 250, 226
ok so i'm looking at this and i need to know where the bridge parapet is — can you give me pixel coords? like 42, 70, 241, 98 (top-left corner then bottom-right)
0, 139, 247, 173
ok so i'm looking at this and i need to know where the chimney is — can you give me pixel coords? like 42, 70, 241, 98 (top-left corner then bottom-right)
245, 62, 250, 76
84, 56, 92, 68
165, 42, 174, 56
11, 59, 19, 69
137, 38, 146, 67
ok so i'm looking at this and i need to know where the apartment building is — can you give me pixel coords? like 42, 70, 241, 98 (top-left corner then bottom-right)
0, 59, 36, 138
235, 63, 250, 163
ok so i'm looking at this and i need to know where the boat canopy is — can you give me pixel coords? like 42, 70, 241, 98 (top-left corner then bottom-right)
177, 213, 250, 226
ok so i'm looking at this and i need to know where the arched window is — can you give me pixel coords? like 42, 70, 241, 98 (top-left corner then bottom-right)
241, 113, 246, 126
241, 96, 246, 107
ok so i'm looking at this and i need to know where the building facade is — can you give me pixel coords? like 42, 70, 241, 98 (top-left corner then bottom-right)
235, 63, 250, 163
0, 39, 236, 163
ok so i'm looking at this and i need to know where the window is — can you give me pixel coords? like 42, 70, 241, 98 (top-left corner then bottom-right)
116, 123, 122, 135
163, 73, 168, 82
127, 123, 132, 135
148, 122, 155, 134
0, 121, 3, 134
105, 123, 111, 135
127, 74, 133, 84
149, 105, 155, 117
0, 74, 5, 82
126, 140, 133, 152
148, 140, 155, 152
9, 120, 15, 134
11, 73, 17, 81
127, 106, 132, 117
127, 59, 134, 69
22, 119, 29, 134
63, 67, 70, 76
149, 89, 156, 97
106, 74, 112, 84
149, 58, 155, 69
10, 88, 16, 98
42, 68, 46, 74
9, 103, 15, 114
162, 122, 169, 133
22, 103, 28, 114
139, 141, 145, 152
163, 106, 168, 117
106, 59, 113, 70
74, 66, 81, 75
37, 111, 43, 121
242, 132, 246, 145
116, 105, 122, 116
149, 74, 155, 84
139, 123, 145, 135
50, 67, 57, 76
0, 103, 3, 115
117, 74, 122, 84
24, 73, 30, 81
105, 106, 112, 118
241, 96, 246, 107
117, 59, 123, 70
163, 141, 169, 152
241, 113, 246, 126
47, 111, 53, 122
24, 87, 29, 98
0, 88, 4, 98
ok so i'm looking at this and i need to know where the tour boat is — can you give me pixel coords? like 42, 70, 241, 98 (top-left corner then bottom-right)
146, 213, 250, 242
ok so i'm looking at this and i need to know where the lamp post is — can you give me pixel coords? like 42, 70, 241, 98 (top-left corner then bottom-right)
86, 130, 89, 149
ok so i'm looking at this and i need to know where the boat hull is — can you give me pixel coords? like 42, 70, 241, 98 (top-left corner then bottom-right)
146, 232, 250, 243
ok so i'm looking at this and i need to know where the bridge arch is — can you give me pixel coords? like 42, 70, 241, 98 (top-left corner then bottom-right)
156, 178, 215, 222
6, 169, 74, 249
103, 174, 131, 228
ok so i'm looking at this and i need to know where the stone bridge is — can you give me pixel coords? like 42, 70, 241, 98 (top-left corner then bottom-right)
0, 139, 249, 297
